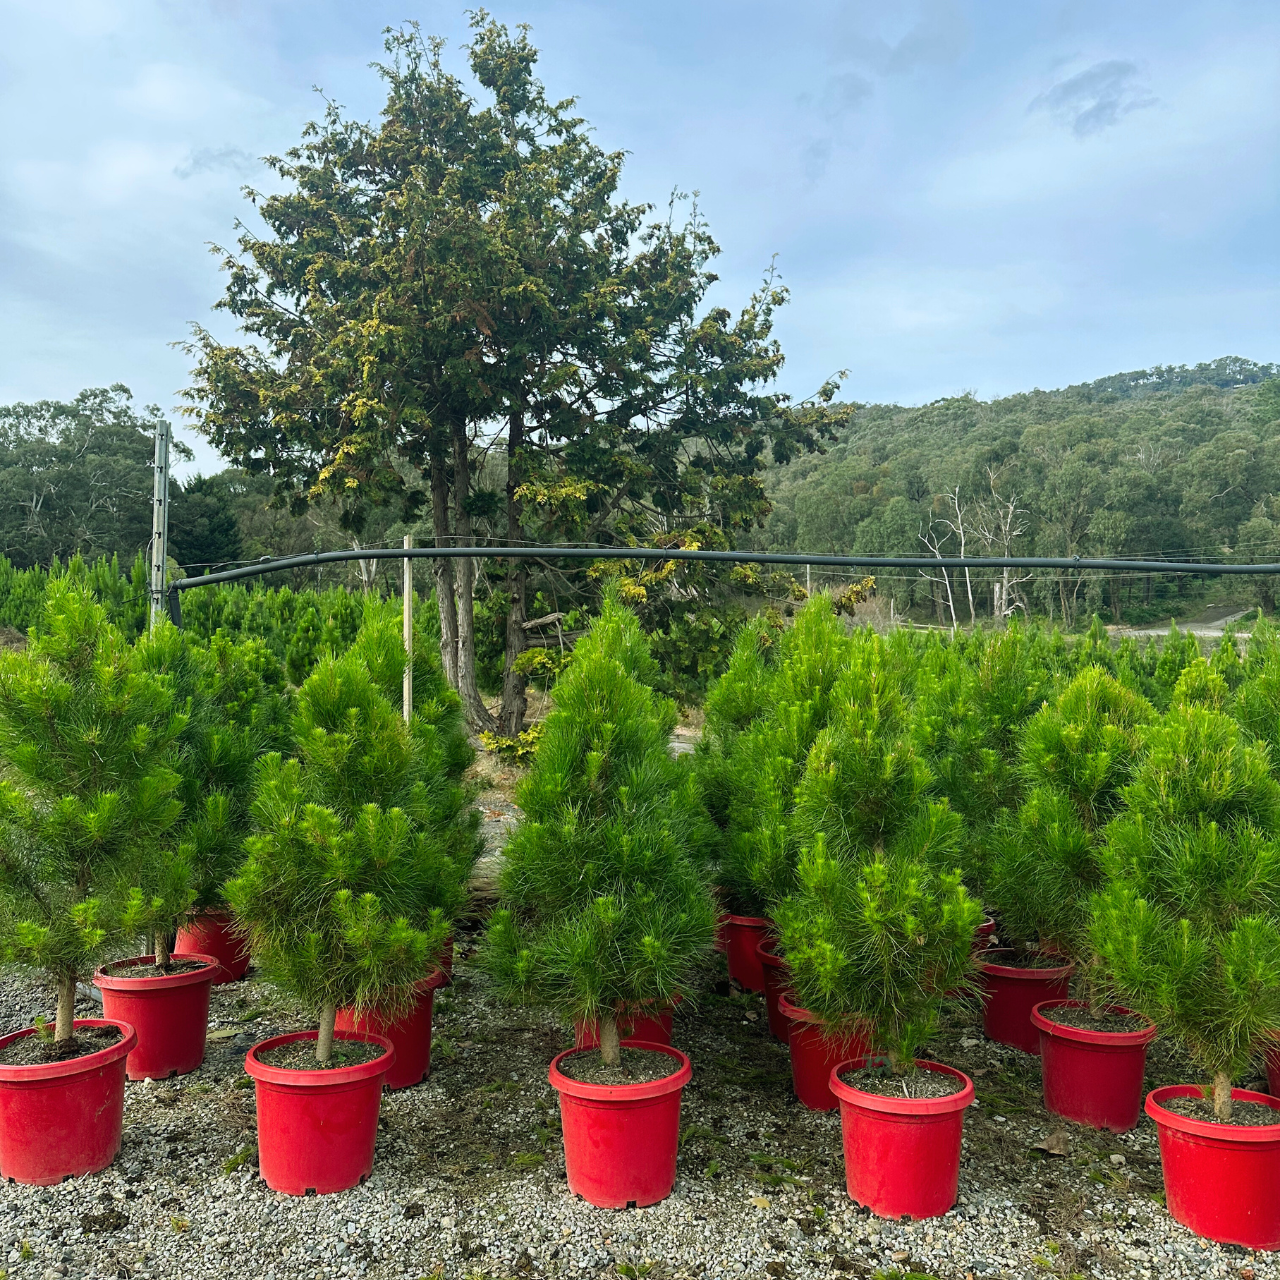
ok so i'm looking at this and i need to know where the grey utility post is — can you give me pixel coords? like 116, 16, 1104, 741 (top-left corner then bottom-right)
403, 534, 413, 723
149, 419, 170, 629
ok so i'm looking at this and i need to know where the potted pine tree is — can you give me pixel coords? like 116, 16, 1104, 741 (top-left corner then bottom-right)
231, 650, 460, 1193
778, 676, 947, 1110
0, 584, 195, 1181
486, 598, 716, 1209
1090, 703, 1280, 1249
983, 668, 1154, 1072
776, 831, 980, 1220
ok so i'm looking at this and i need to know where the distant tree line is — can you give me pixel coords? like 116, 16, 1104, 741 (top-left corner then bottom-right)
746, 357, 1280, 628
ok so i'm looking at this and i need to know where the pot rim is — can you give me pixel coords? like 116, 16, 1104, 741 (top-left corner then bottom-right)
549, 1041, 691, 1103
1146, 1084, 1280, 1144
978, 948, 1074, 982
93, 954, 221, 991
244, 1030, 395, 1087
776, 994, 869, 1042
756, 936, 788, 970
829, 1057, 975, 1115
0, 1018, 138, 1082
1031, 999, 1157, 1047
724, 913, 771, 929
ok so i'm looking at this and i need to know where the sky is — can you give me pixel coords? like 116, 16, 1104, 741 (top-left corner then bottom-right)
1, 0, 1277, 477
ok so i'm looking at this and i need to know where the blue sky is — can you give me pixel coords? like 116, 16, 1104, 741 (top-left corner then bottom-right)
1, 0, 1277, 477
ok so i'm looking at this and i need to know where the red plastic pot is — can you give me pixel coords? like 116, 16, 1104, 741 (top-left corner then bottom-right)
724, 915, 771, 992
978, 949, 1074, 1054
93, 954, 217, 1081
550, 1041, 691, 1209
1032, 1000, 1156, 1132
244, 1030, 395, 1195
779, 994, 870, 1111
1146, 1084, 1280, 1249
830, 1058, 974, 1220
0, 1019, 138, 1186
174, 911, 249, 984
756, 937, 793, 1043
335, 970, 445, 1090
973, 917, 996, 953
574, 999, 680, 1050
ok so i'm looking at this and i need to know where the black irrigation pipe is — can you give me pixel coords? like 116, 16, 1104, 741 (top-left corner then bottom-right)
164, 544, 1280, 626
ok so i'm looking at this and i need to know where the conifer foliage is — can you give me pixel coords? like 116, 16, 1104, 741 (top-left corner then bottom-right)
485, 598, 716, 1066
1090, 704, 1280, 1119
227, 646, 476, 1063
0, 583, 189, 1041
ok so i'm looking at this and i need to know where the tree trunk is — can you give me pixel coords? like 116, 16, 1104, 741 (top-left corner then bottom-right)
55, 972, 77, 1043
599, 1014, 621, 1069
429, 438, 461, 691
500, 406, 529, 736
155, 930, 170, 971
451, 421, 495, 732
1213, 1070, 1233, 1122
316, 1002, 337, 1065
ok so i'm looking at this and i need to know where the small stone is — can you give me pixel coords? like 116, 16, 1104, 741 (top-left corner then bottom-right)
440, 1216, 455, 1230
1110, 1154, 1127, 1166
751, 1197, 770, 1210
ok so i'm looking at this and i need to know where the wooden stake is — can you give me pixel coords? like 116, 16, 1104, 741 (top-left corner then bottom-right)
403, 535, 413, 724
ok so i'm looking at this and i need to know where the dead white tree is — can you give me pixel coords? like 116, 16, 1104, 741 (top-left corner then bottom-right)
975, 467, 1033, 620
919, 520, 959, 631
935, 487, 976, 626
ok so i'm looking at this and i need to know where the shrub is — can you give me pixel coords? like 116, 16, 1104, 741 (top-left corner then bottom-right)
484, 597, 716, 1065
226, 648, 471, 1062
0, 583, 189, 1041
1090, 705, 1280, 1119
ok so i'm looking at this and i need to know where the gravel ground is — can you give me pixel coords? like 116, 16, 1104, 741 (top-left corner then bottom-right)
0, 945, 1274, 1280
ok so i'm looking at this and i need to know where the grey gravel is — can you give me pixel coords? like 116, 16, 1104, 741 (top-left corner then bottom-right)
0, 949, 1275, 1280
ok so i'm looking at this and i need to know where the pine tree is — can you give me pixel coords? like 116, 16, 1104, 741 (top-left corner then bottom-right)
986, 667, 1154, 961
226, 648, 470, 1063
1090, 704, 1280, 1119
484, 597, 716, 1066
285, 606, 325, 686
774, 660, 978, 1075
0, 583, 188, 1041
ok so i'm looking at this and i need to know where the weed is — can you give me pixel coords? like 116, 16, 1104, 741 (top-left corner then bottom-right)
511, 1152, 544, 1169
169, 1216, 190, 1233
18, 1242, 32, 1261
221, 1144, 256, 1175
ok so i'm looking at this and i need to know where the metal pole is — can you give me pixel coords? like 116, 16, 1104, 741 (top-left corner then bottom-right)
402, 535, 413, 724
149, 419, 170, 629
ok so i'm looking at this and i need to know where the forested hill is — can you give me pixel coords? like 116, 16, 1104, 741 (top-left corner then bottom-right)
748, 357, 1280, 628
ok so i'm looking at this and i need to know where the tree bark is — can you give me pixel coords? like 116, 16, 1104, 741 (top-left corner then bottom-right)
429, 437, 461, 691
55, 972, 76, 1043
317, 1002, 337, 1065
155, 930, 170, 971
599, 1013, 621, 1069
500, 406, 529, 736
451, 420, 495, 732
1213, 1069, 1233, 1122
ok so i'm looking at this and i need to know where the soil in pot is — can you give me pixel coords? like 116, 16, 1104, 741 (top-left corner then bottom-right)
256, 1039, 385, 1071
0, 1024, 123, 1067
838, 1063, 965, 1100
99, 958, 208, 979
556, 1045, 680, 1086
1161, 1096, 1280, 1127
1036, 1004, 1148, 1033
